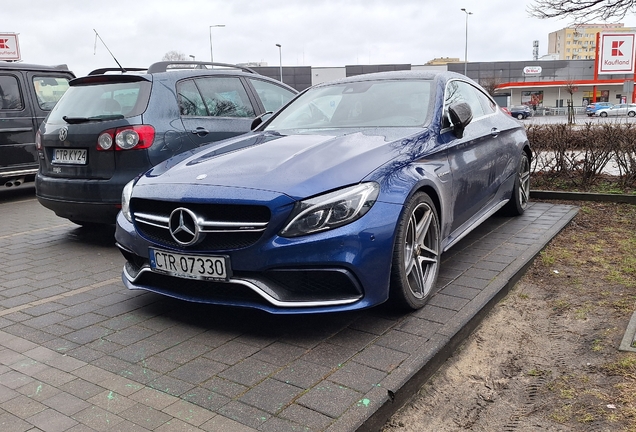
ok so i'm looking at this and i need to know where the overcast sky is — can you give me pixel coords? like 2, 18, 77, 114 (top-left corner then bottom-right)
4, 0, 635, 77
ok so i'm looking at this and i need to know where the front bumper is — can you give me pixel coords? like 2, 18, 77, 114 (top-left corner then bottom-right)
114, 200, 403, 314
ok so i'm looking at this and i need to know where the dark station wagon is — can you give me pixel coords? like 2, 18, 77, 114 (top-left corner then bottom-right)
35, 61, 297, 225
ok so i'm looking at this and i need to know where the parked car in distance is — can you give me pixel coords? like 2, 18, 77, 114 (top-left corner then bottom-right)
586, 101, 613, 116
115, 70, 532, 314
1, 62, 74, 188
509, 105, 532, 119
594, 103, 636, 117
35, 61, 298, 226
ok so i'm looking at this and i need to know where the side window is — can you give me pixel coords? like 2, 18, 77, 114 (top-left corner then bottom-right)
0, 75, 24, 110
195, 77, 255, 118
442, 80, 487, 128
177, 80, 207, 116
32, 76, 71, 110
248, 78, 295, 112
474, 88, 497, 115
456, 82, 485, 119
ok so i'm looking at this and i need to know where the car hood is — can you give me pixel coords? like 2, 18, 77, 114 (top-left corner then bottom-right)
141, 129, 423, 200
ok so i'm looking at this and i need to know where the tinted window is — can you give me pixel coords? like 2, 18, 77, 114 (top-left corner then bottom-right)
47, 81, 151, 123
32, 76, 71, 110
248, 78, 295, 112
266, 80, 431, 130
0, 75, 23, 110
443, 80, 494, 127
178, 77, 255, 118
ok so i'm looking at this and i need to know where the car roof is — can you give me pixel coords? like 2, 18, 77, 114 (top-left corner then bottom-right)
311, 70, 463, 88
0, 61, 74, 74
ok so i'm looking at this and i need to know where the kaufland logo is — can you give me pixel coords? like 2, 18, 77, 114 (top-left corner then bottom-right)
599, 33, 636, 74
0, 33, 20, 60
0, 39, 9, 49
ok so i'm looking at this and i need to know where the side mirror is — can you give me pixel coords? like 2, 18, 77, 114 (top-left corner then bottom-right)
448, 102, 473, 138
251, 111, 273, 130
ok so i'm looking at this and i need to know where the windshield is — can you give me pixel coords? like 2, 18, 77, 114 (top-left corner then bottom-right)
265, 79, 431, 130
47, 80, 151, 124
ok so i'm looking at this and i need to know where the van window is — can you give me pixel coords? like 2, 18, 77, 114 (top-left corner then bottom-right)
0, 75, 24, 110
32, 76, 71, 110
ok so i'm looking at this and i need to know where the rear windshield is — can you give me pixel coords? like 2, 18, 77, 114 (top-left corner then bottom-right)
47, 81, 151, 124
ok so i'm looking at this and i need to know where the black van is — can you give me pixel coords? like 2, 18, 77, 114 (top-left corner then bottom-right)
0, 62, 75, 188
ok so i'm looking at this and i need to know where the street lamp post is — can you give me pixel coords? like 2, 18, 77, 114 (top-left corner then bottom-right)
461, 8, 472, 76
189, 55, 195, 61
276, 44, 282, 82
209, 25, 225, 64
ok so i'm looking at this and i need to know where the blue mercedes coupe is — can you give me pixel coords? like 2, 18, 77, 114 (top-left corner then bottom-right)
115, 70, 531, 314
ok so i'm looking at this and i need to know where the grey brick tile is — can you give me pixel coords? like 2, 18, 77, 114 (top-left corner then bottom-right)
148, 374, 196, 397
118, 403, 172, 430
218, 358, 279, 387
163, 399, 215, 426
156, 341, 210, 365
181, 387, 231, 411
201, 376, 248, 399
42, 391, 91, 416
129, 387, 179, 411
204, 341, 260, 365
155, 418, 204, 432
1, 394, 47, 418
440, 285, 481, 300
296, 381, 362, 418
0, 383, 20, 403
349, 315, 397, 335
239, 378, 303, 414
427, 293, 470, 311
259, 416, 312, 432
201, 414, 259, 432
141, 355, 179, 374
218, 400, 271, 429
353, 344, 409, 373
397, 317, 441, 339
71, 405, 125, 431
249, 342, 307, 367
375, 329, 428, 354
280, 403, 333, 431
329, 361, 387, 393
27, 407, 79, 431
59, 378, 106, 400
326, 328, 377, 351
102, 326, 155, 346
0, 411, 34, 432
16, 379, 60, 401
273, 359, 333, 390
88, 390, 137, 414
61, 313, 108, 330
300, 343, 358, 369
168, 357, 227, 384
0, 370, 34, 389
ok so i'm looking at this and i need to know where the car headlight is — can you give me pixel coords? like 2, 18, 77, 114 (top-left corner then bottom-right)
121, 179, 135, 223
280, 182, 380, 238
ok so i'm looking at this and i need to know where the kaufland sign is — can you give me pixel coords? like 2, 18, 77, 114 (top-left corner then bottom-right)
599, 33, 636, 74
0, 33, 20, 61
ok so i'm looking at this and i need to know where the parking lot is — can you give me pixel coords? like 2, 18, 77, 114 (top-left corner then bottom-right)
0, 187, 578, 431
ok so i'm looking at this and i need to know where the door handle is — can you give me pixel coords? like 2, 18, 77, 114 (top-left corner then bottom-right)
191, 127, 209, 136
491, 128, 500, 137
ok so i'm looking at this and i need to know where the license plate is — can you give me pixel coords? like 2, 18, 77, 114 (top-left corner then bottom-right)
149, 248, 230, 281
52, 148, 87, 165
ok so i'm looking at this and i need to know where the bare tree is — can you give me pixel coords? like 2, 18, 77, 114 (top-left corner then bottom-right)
479, 76, 501, 98
162, 51, 187, 61
564, 79, 578, 124
529, 0, 636, 21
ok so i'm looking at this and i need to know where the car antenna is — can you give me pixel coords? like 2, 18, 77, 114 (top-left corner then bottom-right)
93, 29, 127, 73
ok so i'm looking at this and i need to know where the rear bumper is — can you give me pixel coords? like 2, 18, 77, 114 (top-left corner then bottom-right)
35, 172, 126, 224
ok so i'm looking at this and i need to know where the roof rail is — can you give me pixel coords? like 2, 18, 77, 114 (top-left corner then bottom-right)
88, 67, 148, 76
146, 61, 257, 74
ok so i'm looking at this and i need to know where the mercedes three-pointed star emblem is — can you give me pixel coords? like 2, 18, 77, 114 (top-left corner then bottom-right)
168, 208, 201, 246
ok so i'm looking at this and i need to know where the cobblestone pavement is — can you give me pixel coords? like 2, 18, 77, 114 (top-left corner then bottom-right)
0, 187, 577, 432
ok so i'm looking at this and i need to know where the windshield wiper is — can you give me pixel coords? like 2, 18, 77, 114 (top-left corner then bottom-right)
63, 114, 125, 124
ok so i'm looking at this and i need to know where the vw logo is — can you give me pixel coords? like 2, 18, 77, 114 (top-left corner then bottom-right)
168, 208, 201, 246
58, 127, 68, 142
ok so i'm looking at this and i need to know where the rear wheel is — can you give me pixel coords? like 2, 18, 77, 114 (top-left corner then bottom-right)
600, 112, 608, 117
629, 111, 635, 117
502, 152, 530, 216
516, 113, 524, 120
390, 192, 440, 310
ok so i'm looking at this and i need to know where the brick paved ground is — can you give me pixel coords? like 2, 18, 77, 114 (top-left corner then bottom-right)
0, 188, 577, 432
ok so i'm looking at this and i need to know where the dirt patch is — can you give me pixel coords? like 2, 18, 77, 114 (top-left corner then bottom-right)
383, 201, 636, 432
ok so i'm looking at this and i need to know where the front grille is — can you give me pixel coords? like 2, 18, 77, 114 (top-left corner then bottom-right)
131, 198, 270, 251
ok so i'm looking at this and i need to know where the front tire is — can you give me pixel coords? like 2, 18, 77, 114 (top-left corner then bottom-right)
390, 192, 441, 310
600, 112, 608, 117
516, 113, 524, 120
502, 152, 530, 216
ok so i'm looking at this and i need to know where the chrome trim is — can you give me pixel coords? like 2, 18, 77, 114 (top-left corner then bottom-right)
1, 168, 38, 177
123, 265, 362, 308
134, 211, 268, 233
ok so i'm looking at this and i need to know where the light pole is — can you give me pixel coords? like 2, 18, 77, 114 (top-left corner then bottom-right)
209, 25, 225, 64
276, 44, 282, 82
461, 8, 472, 76
189, 55, 195, 61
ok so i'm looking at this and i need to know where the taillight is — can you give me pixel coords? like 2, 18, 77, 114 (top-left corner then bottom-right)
35, 130, 42, 151
96, 125, 155, 151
